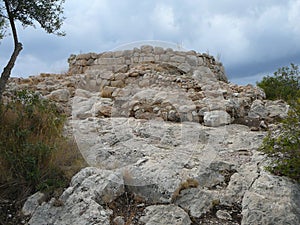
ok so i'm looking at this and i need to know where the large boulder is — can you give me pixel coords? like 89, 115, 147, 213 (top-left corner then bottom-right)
48, 88, 70, 102
26, 168, 124, 225
241, 172, 300, 225
204, 110, 232, 127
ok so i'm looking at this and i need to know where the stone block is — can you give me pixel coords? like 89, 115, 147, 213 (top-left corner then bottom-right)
123, 50, 133, 58
170, 55, 185, 63
100, 52, 114, 58
48, 89, 70, 102
178, 63, 192, 73
154, 46, 165, 54
186, 55, 198, 66
204, 110, 231, 127
114, 51, 124, 57
114, 65, 129, 73
160, 54, 170, 62
143, 56, 155, 62
141, 45, 154, 53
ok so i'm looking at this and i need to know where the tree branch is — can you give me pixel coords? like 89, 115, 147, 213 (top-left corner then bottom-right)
0, 13, 8, 19
0, 0, 23, 101
4, 0, 19, 45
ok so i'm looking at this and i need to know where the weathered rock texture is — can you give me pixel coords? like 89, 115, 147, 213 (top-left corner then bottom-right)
68, 45, 227, 82
4, 46, 298, 224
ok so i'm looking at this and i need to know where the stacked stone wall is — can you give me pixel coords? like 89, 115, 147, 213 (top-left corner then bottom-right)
68, 45, 227, 82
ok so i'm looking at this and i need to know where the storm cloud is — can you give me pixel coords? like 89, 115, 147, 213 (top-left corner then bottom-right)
1, 0, 300, 84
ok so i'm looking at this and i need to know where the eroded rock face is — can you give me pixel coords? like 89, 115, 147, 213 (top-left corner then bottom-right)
27, 168, 124, 225
6, 48, 287, 128
139, 204, 192, 225
26, 117, 300, 224
8, 47, 298, 224
242, 172, 300, 225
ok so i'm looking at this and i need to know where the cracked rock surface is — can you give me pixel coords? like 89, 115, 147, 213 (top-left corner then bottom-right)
25, 118, 300, 225
9, 49, 299, 224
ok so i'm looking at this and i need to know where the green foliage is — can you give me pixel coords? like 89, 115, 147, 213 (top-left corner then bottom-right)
0, 0, 65, 37
260, 101, 300, 182
0, 16, 5, 39
257, 63, 300, 102
258, 64, 300, 182
0, 90, 68, 193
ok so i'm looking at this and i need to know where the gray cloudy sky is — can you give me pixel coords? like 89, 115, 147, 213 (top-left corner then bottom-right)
1, 0, 300, 84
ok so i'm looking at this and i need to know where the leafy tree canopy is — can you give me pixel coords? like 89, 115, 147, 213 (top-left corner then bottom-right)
0, 0, 65, 101
257, 63, 300, 102
0, 0, 65, 37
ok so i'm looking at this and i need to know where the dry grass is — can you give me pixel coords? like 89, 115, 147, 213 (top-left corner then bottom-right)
171, 178, 199, 202
0, 90, 86, 201
49, 138, 87, 181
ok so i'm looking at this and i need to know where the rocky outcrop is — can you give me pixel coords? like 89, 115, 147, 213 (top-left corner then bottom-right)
25, 168, 123, 225
5, 47, 287, 128
25, 119, 300, 224
68, 45, 227, 82
5, 46, 298, 224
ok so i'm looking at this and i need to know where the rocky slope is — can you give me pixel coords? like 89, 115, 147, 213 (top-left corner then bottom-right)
5, 46, 299, 224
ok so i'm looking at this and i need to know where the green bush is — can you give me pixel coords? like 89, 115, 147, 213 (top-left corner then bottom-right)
258, 64, 300, 182
259, 100, 300, 182
0, 90, 85, 199
257, 63, 300, 102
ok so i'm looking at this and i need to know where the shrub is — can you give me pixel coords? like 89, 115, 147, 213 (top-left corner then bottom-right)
259, 100, 300, 182
256, 63, 300, 102
0, 90, 85, 201
258, 64, 300, 182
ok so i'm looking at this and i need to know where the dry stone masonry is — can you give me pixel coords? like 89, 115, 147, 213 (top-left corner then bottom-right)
68, 45, 228, 82
3, 46, 299, 224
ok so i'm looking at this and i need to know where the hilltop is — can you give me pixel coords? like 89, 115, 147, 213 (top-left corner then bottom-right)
4, 46, 300, 225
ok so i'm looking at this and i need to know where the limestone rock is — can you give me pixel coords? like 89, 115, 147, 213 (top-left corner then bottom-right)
265, 99, 289, 119
216, 210, 232, 220
22, 192, 45, 216
139, 204, 192, 225
241, 172, 300, 225
5, 46, 296, 224
27, 168, 124, 225
48, 88, 70, 102
204, 110, 231, 127
248, 99, 289, 120
248, 100, 268, 119
175, 188, 219, 218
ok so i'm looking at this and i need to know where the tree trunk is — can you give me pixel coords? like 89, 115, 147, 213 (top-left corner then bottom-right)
0, 0, 23, 102
0, 42, 23, 102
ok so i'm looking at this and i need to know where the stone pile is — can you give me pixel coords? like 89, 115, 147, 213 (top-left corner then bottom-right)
6, 53, 288, 129
4, 46, 298, 224
68, 45, 227, 82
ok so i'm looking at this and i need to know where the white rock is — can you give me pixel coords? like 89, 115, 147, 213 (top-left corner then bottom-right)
22, 192, 45, 216
48, 88, 70, 102
27, 168, 124, 225
242, 172, 300, 225
139, 204, 192, 225
175, 188, 218, 218
204, 110, 232, 127
216, 210, 232, 220
248, 99, 267, 119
